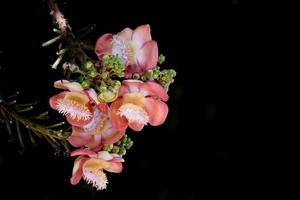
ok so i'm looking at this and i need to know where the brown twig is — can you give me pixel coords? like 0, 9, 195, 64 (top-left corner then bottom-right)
47, 0, 73, 37
47, 0, 91, 66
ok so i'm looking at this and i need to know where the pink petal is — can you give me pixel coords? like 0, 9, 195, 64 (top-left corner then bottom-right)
70, 156, 89, 185
124, 65, 139, 78
110, 99, 128, 131
105, 162, 123, 173
95, 33, 113, 59
49, 91, 67, 110
118, 27, 133, 40
54, 80, 83, 92
136, 40, 158, 72
110, 154, 125, 162
102, 128, 125, 144
118, 84, 129, 97
86, 135, 102, 150
85, 89, 109, 114
132, 24, 152, 48
98, 151, 114, 161
123, 80, 143, 93
70, 148, 97, 157
144, 98, 169, 126
140, 81, 169, 101
86, 89, 100, 104
68, 134, 93, 148
97, 103, 109, 115
129, 121, 144, 131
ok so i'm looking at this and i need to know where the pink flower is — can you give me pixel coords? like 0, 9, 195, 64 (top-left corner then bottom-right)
49, 80, 94, 127
67, 107, 125, 150
95, 24, 158, 78
70, 149, 124, 190
49, 80, 124, 149
111, 80, 169, 131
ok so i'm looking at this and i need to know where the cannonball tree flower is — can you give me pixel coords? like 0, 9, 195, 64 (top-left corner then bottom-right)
68, 107, 125, 150
70, 149, 124, 190
95, 24, 158, 78
49, 80, 124, 149
111, 80, 169, 131
49, 80, 94, 126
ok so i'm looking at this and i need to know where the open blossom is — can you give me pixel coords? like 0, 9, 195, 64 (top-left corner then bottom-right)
111, 80, 169, 131
49, 80, 94, 126
68, 107, 125, 150
70, 149, 124, 190
49, 80, 124, 149
95, 24, 158, 78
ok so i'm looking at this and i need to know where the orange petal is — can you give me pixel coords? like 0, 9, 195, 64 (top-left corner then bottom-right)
129, 121, 144, 131
102, 128, 125, 144
118, 27, 133, 40
83, 158, 110, 170
123, 80, 143, 93
105, 162, 123, 173
141, 81, 169, 101
132, 24, 152, 48
118, 84, 129, 97
54, 80, 83, 92
110, 98, 128, 130
49, 91, 67, 110
144, 97, 169, 126
70, 156, 89, 185
70, 148, 97, 157
68, 135, 91, 148
95, 33, 113, 59
136, 40, 158, 71
85, 135, 102, 150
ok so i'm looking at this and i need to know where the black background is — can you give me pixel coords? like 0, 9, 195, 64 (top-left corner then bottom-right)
0, 0, 270, 199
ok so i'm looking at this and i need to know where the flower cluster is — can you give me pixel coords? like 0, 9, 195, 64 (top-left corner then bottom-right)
49, 24, 176, 190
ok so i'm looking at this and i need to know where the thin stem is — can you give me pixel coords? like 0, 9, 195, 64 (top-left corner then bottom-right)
47, 0, 90, 68
0, 103, 68, 141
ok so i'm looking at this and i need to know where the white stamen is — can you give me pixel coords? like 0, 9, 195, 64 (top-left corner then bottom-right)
82, 108, 101, 131
57, 99, 91, 121
83, 169, 108, 190
112, 35, 128, 65
118, 104, 149, 125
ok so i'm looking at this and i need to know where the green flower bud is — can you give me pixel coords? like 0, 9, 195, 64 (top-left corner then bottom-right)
158, 54, 165, 64
101, 71, 109, 79
81, 81, 90, 89
111, 146, 120, 154
84, 60, 94, 70
88, 70, 98, 78
119, 147, 126, 156
103, 54, 110, 60
126, 140, 133, 149
144, 70, 153, 80
122, 136, 128, 143
133, 73, 140, 79
98, 90, 118, 103
113, 81, 121, 91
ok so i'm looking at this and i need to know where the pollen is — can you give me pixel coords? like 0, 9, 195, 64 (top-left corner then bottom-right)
118, 103, 149, 125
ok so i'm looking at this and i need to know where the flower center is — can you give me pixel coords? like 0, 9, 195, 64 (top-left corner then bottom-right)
112, 35, 128, 65
57, 92, 92, 121
118, 103, 149, 125
82, 109, 108, 135
83, 168, 108, 190
112, 35, 137, 65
